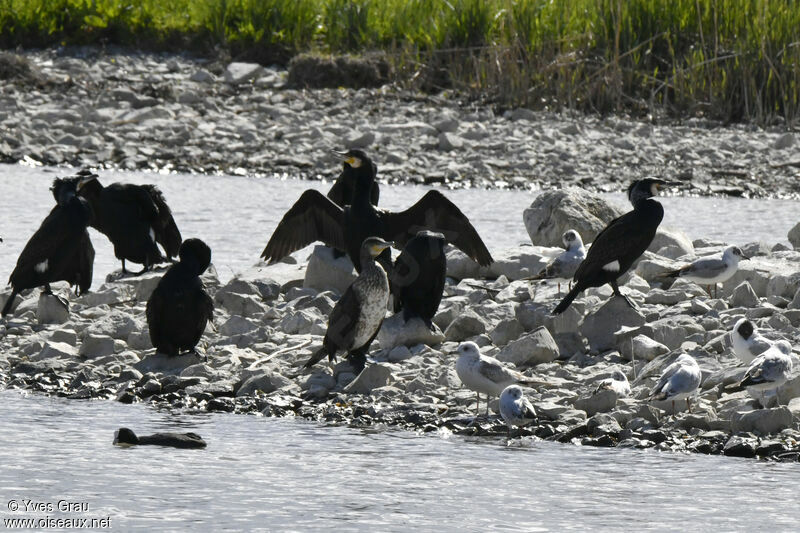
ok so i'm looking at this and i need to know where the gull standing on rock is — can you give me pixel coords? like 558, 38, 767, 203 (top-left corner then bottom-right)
303, 237, 394, 373
730, 318, 772, 365
738, 341, 794, 407
595, 370, 631, 397
662, 245, 748, 297
553, 179, 677, 314
648, 353, 702, 413
455, 342, 535, 417
499, 385, 537, 438
524, 229, 586, 294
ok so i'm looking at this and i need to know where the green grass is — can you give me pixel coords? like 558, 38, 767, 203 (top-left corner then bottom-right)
1, 0, 800, 123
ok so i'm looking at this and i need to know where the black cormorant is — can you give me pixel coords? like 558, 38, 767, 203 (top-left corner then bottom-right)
146, 238, 214, 356
114, 427, 206, 448
74, 170, 182, 274
391, 230, 447, 327
303, 236, 394, 373
261, 151, 493, 272
552, 178, 675, 314
2, 177, 94, 316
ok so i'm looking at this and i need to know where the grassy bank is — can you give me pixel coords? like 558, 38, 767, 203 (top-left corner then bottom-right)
1, 0, 800, 123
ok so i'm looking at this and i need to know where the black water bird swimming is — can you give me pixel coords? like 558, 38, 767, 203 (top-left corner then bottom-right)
303, 237, 394, 373
74, 170, 182, 275
2, 177, 94, 316
261, 151, 493, 272
391, 230, 447, 327
552, 178, 676, 314
114, 427, 206, 449
146, 238, 214, 356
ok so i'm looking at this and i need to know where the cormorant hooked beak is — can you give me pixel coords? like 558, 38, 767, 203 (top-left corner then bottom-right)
76, 175, 95, 192
370, 241, 395, 257
332, 149, 362, 168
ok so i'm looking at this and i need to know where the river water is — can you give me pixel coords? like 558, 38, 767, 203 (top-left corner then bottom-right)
1, 164, 799, 530
1, 389, 798, 531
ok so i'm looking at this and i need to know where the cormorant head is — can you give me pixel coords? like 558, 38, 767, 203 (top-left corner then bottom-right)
179, 238, 212, 275
333, 149, 376, 184
75, 169, 101, 196
113, 428, 139, 445
734, 318, 754, 340
561, 229, 582, 250
723, 245, 749, 262
50, 177, 76, 206
361, 236, 394, 259
627, 178, 678, 205
456, 341, 481, 361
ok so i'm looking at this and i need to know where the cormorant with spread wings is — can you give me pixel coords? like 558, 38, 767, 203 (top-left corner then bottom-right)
261, 150, 493, 272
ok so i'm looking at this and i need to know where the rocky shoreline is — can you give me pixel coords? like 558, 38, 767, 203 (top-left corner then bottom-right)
2, 47, 800, 198
3, 188, 800, 462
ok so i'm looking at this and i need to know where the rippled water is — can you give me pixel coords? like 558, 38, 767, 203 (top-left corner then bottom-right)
0, 389, 798, 531
0, 163, 796, 288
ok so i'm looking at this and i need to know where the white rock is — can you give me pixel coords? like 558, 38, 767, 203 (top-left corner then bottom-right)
730, 281, 760, 308
31, 341, 77, 361
579, 298, 646, 352
219, 315, 259, 337
496, 326, 559, 366
773, 133, 795, 150
224, 62, 264, 84
438, 132, 463, 151
79, 334, 117, 358
236, 370, 292, 396
190, 69, 216, 83
86, 310, 142, 340
731, 407, 793, 434
489, 318, 524, 346
648, 227, 694, 258
303, 245, 356, 293
377, 313, 445, 350
574, 389, 618, 417
619, 334, 669, 362
134, 352, 201, 374
444, 309, 487, 341
50, 329, 77, 346
36, 293, 70, 325
343, 364, 393, 394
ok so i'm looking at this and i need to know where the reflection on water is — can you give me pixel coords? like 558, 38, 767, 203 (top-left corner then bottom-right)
0, 164, 795, 289
0, 389, 798, 530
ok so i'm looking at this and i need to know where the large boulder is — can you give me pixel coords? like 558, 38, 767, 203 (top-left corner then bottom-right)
36, 293, 70, 324
731, 407, 793, 435
303, 245, 356, 293
343, 364, 393, 394
789, 222, 800, 249
648, 227, 694, 259
523, 188, 624, 247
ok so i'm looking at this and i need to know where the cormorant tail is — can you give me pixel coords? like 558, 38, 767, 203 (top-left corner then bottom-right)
553, 284, 581, 315
2, 289, 18, 316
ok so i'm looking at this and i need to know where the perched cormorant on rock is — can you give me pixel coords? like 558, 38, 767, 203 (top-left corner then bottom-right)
326, 149, 380, 259
114, 427, 207, 449
146, 238, 214, 356
303, 237, 394, 373
391, 230, 446, 327
261, 151, 493, 272
2, 177, 94, 316
553, 178, 676, 314
74, 169, 182, 275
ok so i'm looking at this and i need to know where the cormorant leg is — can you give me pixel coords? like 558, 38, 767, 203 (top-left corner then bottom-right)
121, 259, 127, 274
610, 280, 637, 309
43, 284, 53, 295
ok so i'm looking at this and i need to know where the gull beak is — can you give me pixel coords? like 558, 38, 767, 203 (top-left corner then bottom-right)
741, 254, 750, 261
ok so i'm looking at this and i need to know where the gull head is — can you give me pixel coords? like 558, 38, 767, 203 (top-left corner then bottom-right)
502, 384, 523, 400
456, 342, 481, 361
610, 370, 628, 383
733, 318, 754, 341
723, 245, 749, 263
675, 353, 697, 367
562, 229, 583, 250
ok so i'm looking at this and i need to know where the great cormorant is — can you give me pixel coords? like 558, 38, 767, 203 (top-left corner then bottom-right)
391, 230, 446, 327
2, 177, 94, 316
303, 237, 394, 373
146, 238, 214, 356
261, 151, 493, 272
326, 149, 379, 259
553, 178, 675, 314
74, 170, 182, 275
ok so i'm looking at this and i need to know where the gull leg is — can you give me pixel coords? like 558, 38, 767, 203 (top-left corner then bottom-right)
485, 396, 490, 417
671, 399, 675, 413
475, 392, 480, 417
686, 397, 692, 413
557, 282, 561, 295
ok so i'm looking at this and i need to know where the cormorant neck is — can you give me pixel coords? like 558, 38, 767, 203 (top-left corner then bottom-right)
631, 192, 656, 208
359, 249, 375, 270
